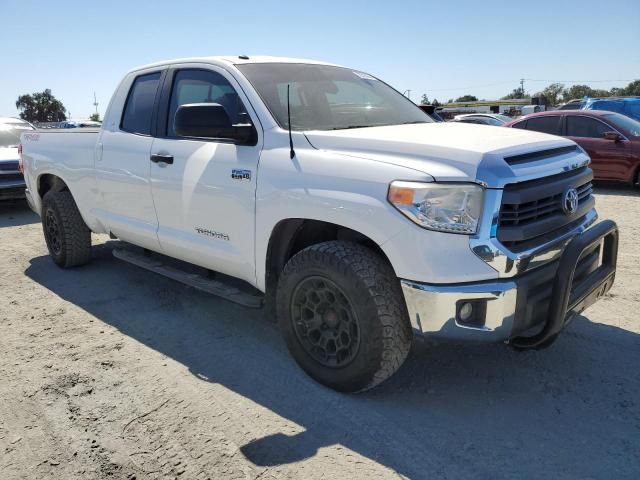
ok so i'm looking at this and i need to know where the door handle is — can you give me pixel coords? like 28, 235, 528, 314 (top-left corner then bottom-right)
150, 154, 174, 165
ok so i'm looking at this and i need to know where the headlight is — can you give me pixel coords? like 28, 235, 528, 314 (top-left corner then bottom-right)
388, 181, 484, 234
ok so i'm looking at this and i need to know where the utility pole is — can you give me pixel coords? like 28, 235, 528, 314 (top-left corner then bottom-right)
403, 89, 412, 100
93, 92, 99, 116
520, 78, 525, 97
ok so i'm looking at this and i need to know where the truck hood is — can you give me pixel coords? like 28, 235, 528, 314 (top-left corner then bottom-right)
304, 122, 577, 185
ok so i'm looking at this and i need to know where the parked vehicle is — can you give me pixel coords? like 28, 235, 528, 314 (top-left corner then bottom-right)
60, 120, 102, 129
582, 97, 640, 122
520, 105, 545, 116
20, 56, 618, 392
505, 110, 640, 185
417, 104, 444, 122
451, 113, 512, 126
557, 99, 585, 110
0, 118, 35, 200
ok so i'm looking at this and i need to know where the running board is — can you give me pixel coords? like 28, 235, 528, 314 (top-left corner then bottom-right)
112, 247, 263, 309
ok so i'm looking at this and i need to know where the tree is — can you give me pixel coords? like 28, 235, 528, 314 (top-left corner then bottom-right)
420, 93, 430, 105
535, 83, 565, 107
623, 79, 640, 96
454, 95, 478, 102
564, 84, 611, 101
15, 89, 67, 122
89, 113, 101, 122
501, 87, 529, 100
432, 98, 441, 107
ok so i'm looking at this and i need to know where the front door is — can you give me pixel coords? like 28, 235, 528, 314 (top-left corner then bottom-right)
565, 114, 631, 181
96, 70, 163, 250
149, 65, 262, 285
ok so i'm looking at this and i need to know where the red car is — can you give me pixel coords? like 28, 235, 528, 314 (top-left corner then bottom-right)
504, 110, 640, 185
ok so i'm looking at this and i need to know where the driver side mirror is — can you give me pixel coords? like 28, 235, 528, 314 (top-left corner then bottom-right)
174, 103, 255, 144
603, 131, 623, 142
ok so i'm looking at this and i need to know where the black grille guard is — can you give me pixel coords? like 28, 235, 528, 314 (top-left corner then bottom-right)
510, 220, 619, 349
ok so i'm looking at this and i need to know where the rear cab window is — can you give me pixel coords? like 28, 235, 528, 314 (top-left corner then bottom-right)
121, 72, 162, 135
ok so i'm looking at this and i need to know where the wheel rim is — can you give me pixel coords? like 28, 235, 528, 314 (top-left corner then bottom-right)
290, 276, 361, 368
45, 208, 62, 255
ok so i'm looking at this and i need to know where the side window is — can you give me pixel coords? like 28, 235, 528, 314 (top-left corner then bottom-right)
525, 116, 561, 135
511, 120, 527, 129
566, 116, 610, 138
167, 69, 249, 137
121, 72, 161, 135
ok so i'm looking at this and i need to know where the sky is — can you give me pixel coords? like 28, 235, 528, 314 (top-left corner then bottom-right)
2, 0, 639, 119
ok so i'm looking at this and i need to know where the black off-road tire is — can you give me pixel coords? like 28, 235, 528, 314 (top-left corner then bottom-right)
276, 241, 412, 392
42, 191, 92, 268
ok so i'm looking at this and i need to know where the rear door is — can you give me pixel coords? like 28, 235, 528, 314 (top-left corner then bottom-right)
96, 70, 164, 250
148, 64, 262, 284
520, 115, 562, 136
565, 115, 631, 181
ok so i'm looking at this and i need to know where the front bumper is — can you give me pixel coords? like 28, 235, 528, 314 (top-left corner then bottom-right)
401, 220, 618, 346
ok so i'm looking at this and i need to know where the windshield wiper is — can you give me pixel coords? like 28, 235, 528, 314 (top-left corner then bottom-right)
329, 125, 379, 130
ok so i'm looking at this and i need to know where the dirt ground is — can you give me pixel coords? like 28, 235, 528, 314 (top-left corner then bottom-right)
1, 187, 639, 480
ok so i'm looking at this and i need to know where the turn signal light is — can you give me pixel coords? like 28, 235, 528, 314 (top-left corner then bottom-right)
388, 186, 415, 205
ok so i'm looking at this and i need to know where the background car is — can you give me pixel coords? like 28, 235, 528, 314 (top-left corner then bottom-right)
451, 113, 512, 126
0, 117, 35, 200
557, 99, 585, 110
417, 104, 444, 122
505, 110, 640, 185
59, 120, 102, 128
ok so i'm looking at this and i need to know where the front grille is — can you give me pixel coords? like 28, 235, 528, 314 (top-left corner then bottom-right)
500, 182, 592, 227
498, 167, 594, 251
0, 161, 19, 172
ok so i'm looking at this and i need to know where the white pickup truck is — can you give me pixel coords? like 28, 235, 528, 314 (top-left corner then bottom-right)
20, 56, 618, 392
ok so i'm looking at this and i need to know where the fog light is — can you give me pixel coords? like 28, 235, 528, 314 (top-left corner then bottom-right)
456, 299, 488, 327
458, 302, 473, 322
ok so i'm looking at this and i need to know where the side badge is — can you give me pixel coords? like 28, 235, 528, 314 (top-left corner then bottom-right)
231, 169, 252, 181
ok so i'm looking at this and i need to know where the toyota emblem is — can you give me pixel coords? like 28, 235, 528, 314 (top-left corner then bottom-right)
562, 188, 579, 215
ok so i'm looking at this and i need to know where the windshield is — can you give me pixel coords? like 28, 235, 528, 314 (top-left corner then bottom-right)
604, 113, 640, 137
237, 63, 432, 131
0, 126, 24, 148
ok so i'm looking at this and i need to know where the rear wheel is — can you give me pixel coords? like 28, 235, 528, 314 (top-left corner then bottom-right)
42, 191, 92, 268
276, 241, 412, 392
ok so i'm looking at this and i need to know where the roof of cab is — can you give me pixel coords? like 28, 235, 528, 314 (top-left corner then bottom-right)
128, 55, 341, 74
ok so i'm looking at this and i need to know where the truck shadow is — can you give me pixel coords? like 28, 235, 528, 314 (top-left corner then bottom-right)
0, 200, 39, 228
24, 244, 640, 479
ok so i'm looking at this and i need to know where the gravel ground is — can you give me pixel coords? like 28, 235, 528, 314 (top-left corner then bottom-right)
0, 187, 639, 480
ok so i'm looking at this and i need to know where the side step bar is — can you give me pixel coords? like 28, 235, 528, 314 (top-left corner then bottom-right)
113, 247, 263, 309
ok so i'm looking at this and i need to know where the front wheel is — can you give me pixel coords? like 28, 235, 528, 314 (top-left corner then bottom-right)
276, 241, 412, 392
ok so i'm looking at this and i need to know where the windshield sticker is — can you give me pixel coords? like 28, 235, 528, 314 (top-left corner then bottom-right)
353, 71, 377, 81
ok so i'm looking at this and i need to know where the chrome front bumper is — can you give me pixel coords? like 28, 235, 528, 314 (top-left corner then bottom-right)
400, 215, 618, 344
401, 279, 517, 341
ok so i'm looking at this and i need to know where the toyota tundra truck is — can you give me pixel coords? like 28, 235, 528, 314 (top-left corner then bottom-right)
20, 56, 619, 392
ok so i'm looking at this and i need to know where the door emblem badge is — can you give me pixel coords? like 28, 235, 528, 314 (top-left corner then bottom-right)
231, 169, 252, 181
561, 188, 579, 215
